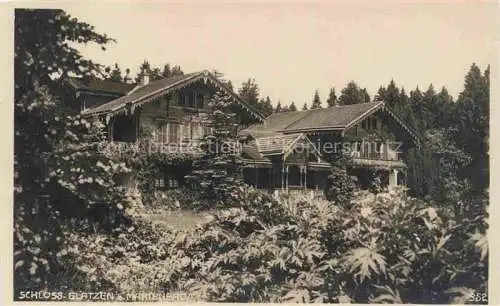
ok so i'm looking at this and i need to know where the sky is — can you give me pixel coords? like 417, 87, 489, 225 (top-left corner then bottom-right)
59, 1, 497, 107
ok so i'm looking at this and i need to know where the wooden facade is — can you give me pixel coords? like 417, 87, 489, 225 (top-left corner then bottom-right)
241, 102, 421, 191
74, 71, 420, 193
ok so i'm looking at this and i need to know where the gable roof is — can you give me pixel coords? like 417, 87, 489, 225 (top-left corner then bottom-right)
243, 101, 421, 146
65, 77, 136, 96
81, 70, 265, 121
283, 101, 383, 133
253, 133, 322, 157
255, 134, 302, 155
244, 102, 382, 136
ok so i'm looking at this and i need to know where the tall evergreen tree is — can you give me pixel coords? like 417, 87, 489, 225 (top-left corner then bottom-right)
326, 87, 337, 107
238, 79, 260, 110
106, 63, 122, 82
409, 87, 424, 130
374, 86, 386, 102
311, 90, 322, 109
186, 90, 245, 207
360, 88, 371, 103
150, 67, 163, 81
259, 96, 273, 117
135, 60, 151, 83
123, 68, 132, 83
338, 81, 369, 105
275, 101, 282, 113
289, 101, 298, 111
383, 80, 400, 108
452, 63, 490, 195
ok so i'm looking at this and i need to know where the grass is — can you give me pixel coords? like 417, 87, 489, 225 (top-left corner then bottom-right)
140, 209, 214, 231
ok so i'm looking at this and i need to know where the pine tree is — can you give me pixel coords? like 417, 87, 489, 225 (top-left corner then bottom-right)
289, 101, 298, 111
374, 86, 386, 102
452, 63, 490, 195
409, 87, 425, 132
360, 88, 371, 103
135, 60, 151, 83
258, 96, 273, 117
150, 67, 163, 81
162, 64, 172, 78
302, 102, 308, 110
107, 63, 122, 82
311, 90, 322, 109
123, 68, 132, 83
186, 90, 245, 207
275, 101, 282, 113
238, 79, 260, 109
326, 87, 337, 107
338, 81, 368, 105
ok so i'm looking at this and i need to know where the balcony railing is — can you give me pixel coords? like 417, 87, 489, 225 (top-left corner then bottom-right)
350, 147, 401, 161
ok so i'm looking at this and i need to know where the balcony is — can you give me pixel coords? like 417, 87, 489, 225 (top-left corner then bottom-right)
350, 145, 406, 168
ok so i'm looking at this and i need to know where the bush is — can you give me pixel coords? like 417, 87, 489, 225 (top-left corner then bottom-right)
58, 185, 487, 303
163, 187, 488, 303
143, 188, 198, 210
324, 165, 356, 207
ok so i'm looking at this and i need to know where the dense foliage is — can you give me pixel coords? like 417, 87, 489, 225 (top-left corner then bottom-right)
13, 9, 132, 295
65, 187, 487, 303
185, 90, 246, 208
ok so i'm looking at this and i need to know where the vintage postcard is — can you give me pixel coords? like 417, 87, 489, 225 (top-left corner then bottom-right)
2, 0, 497, 304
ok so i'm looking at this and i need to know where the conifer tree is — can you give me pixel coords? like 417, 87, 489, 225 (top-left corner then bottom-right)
275, 101, 282, 113
326, 87, 337, 107
289, 101, 298, 111
107, 63, 122, 82
338, 81, 368, 105
186, 90, 245, 207
311, 90, 322, 109
238, 79, 260, 110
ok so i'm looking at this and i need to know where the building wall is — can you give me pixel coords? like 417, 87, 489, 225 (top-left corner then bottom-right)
136, 84, 215, 152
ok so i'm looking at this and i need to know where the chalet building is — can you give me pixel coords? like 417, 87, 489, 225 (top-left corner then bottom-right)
70, 70, 420, 192
72, 70, 264, 188
240, 102, 421, 191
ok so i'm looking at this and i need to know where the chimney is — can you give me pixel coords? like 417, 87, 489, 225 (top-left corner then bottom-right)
140, 74, 150, 86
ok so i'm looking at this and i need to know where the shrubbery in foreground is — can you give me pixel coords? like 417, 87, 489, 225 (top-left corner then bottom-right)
65, 187, 487, 303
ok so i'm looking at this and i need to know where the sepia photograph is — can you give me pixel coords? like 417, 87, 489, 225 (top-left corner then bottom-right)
9, 0, 495, 303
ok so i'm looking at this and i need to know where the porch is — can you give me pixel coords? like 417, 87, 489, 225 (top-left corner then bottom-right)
242, 161, 331, 191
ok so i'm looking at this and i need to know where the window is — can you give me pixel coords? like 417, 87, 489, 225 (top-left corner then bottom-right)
169, 123, 179, 143
155, 177, 165, 189
178, 91, 205, 109
182, 122, 190, 142
197, 93, 205, 109
191, 121, 203, 140
361, 118, 378, 131
188, 92, 196, 108
203, 126, 212, 137
154, 124, 168, 144
167, 177, 179, 189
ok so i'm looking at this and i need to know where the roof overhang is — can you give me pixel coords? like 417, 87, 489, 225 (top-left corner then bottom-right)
82, 70, 266, 122
279, 126, 344, 134
341, 102, 422, 147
